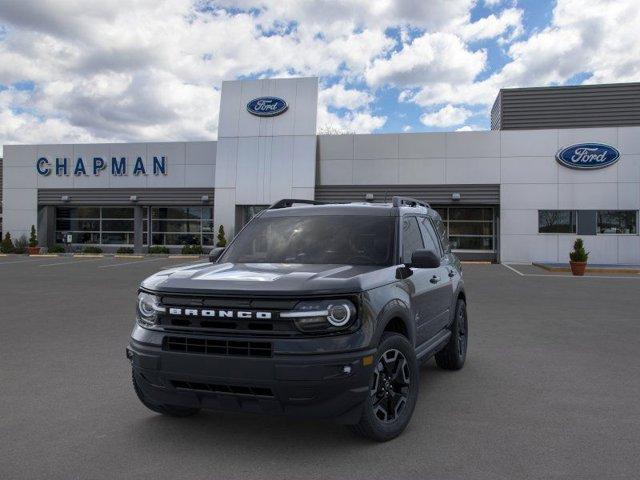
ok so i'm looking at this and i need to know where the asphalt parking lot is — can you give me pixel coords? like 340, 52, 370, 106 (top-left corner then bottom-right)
1, 256, 639, 479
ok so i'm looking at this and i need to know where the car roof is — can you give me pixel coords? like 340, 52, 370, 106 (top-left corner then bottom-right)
260, 202, 436, 218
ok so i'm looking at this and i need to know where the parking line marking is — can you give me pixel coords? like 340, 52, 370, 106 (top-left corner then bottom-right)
502, 263, 525, 276
98, 258, 165, 269
39, 258, 106, 267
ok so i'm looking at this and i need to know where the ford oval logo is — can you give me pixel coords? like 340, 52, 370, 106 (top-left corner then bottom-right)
246, 97, 288, 117
556, 143, 620, 170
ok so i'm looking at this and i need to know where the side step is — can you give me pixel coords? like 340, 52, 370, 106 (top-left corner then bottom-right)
415, 330, 451, 363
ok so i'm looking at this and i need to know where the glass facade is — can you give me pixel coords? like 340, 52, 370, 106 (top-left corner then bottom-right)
55, 205, 216, 246
55, 207, 140, 245
538, 210, 577, 233
597, 210, 638, 234
433, 207, 495, 251
150, 206, 214, 246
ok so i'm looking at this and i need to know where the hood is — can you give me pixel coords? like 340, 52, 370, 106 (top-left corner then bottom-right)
141, 262, 397, 296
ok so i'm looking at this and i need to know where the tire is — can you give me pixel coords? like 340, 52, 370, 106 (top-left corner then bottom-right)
132, 370, 200, 417
350, 333, 419, 442
435, 298, 468, 371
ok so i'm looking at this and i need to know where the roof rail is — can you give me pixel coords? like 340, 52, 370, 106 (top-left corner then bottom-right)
391, 196, 430, 209
268, 199, 326, 210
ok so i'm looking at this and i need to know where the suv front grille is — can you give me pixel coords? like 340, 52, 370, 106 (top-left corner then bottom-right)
163, 336, 272, 357
171, 380, 274, 397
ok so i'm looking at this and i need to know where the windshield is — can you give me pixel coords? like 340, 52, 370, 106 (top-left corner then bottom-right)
221, 215, 396, 266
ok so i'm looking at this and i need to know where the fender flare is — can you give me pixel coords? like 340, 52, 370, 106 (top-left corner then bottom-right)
373, 298, 415, 347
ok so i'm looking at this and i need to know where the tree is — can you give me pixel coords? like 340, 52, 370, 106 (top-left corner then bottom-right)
1, 233, 15, 253
29, 225, 38, 247
216, 225, 227, 247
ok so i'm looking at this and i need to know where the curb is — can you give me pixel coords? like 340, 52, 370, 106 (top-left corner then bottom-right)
114, 254, 145, 259
73, 254, 105, 258
533, 262, 640, 275
30, 254, 59, 257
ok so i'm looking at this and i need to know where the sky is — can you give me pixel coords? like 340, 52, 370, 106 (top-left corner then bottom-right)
0, 0, 639, 155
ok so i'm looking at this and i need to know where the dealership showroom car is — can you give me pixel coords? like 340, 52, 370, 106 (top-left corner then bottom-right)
1, 1, 640, 478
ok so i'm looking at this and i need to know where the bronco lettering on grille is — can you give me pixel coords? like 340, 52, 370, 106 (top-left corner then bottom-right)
168, 308, 272, 320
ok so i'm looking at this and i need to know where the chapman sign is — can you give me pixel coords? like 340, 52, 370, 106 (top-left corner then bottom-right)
36, 156, 168, 177
246, 97, 288, 117
556, 143, 620, 170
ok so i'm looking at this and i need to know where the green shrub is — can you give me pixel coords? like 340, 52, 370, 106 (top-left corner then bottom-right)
216, 225, 227, 247
116, 247, 135, 254
13, 235, 28, 254
29, 225, 38, 247
48, 244, 66, 254
181, 244, 204, 255
1, 233, 14, 253
82, 246, 103, 254
148, 245, 170, 254
569, 238, 589, 262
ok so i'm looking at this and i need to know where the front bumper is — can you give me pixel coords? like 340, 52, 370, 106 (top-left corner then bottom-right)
128, 330, 376, 424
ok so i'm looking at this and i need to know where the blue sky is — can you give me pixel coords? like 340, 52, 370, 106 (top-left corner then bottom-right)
0, 0, 638, 150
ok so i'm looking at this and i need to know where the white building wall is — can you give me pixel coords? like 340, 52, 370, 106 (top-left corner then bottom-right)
318, 127, 640, 265
214, 77, 318, 236
1, 141, 216, 240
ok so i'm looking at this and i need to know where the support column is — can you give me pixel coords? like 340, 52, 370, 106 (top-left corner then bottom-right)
37, 206, 56, 248
133, 206, 144, 253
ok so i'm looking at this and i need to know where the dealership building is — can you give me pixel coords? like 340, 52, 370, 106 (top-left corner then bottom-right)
1, 78, 639, 264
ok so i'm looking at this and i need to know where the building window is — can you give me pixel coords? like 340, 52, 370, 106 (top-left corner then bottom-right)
150, 206, 214, 246
55, 206, 142, 245
538, 210, 577, 233
597, 210, 638, 234
435, 207, 495, 251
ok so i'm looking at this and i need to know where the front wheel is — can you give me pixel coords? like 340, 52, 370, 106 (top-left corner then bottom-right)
350, 333, 419, 442
435, 298, 468, 370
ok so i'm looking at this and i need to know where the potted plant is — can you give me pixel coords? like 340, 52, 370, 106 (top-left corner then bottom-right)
569, 238, 589, 276
28, 225, 40, 255
216, 225, 227, 247
1, 232, 14, 254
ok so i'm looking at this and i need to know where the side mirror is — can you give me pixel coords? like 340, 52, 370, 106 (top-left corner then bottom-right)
209, 247, 225, 263
410, 249, 440, 269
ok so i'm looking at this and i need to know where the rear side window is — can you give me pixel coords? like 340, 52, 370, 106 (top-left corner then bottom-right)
402, 217, 424, 264
431, 215, 450, 253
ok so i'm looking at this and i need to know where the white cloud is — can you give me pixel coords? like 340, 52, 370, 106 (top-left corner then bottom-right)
420, 105, 472, 127
458, 7, 523, 42
0, 0, 639, 151
319, 84, 373, 110
402, 125, 412, 132
366, 32, 486, 87
456, 124, 484, 131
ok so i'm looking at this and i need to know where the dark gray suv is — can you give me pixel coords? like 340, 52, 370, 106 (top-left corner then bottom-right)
127, 197, 468, 441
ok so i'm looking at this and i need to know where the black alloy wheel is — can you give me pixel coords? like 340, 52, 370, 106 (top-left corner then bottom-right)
371, 348, 411, 423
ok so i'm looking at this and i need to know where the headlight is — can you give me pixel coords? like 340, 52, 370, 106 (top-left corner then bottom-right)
136, 292, 164, 327
281, 299, 357, 333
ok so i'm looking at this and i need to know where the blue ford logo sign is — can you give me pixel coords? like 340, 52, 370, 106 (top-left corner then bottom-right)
247, 97, 288, 117
556, 143, 620, 170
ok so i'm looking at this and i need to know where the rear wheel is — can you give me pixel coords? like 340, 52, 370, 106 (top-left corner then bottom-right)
350, 333, 419, 442
435, 298, 468, 370
132, 370, 200, 417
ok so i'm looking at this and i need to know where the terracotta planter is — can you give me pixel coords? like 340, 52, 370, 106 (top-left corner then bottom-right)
569, 261, 587, 276
27, 246, 41, 255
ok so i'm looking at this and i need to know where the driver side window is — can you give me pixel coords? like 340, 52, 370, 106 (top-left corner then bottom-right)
402, 217, 424, 264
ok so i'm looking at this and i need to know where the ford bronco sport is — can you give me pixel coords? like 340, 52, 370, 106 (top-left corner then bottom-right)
127, 197, 468, 441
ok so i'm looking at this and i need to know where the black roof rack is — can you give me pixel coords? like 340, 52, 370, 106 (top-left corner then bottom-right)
268, 199, 326, 210
391, 196, 430, 209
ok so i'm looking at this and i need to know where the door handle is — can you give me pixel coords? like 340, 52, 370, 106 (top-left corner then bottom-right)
430, 275, 440, 284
